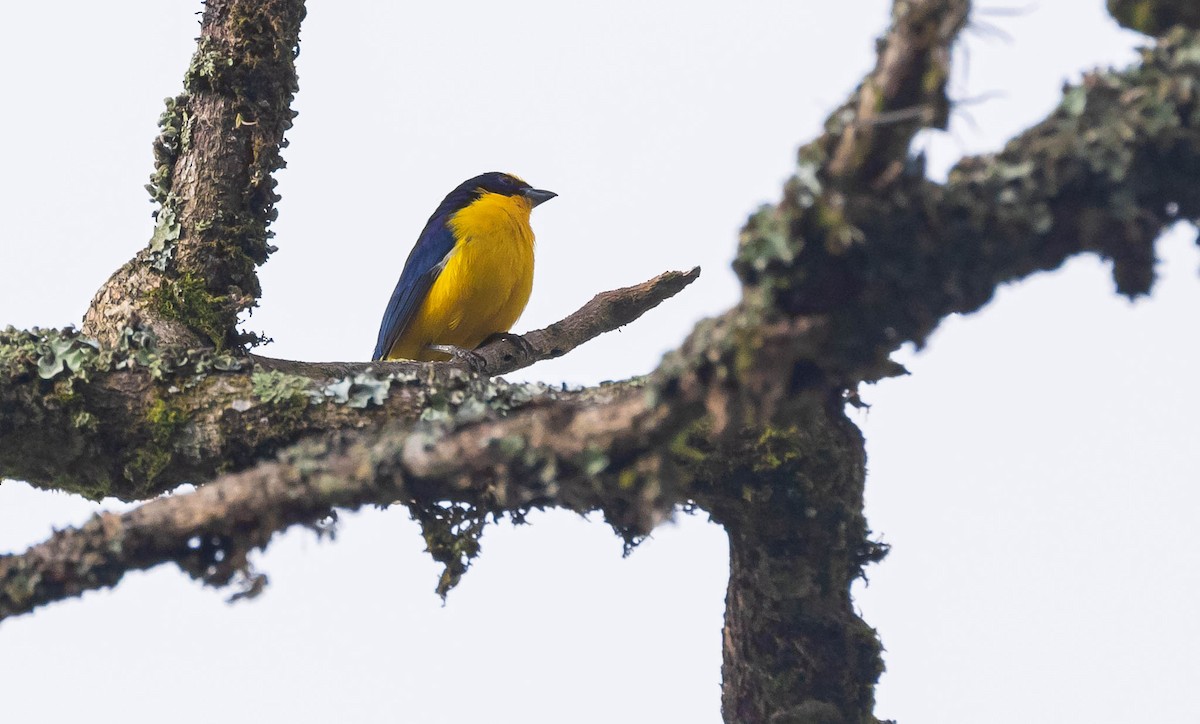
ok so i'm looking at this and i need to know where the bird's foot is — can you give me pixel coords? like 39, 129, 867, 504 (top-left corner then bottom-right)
480, 332, 536, 360
428, 344, 488, 373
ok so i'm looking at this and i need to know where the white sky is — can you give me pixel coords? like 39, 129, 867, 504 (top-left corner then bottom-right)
1, 2, 1197, 723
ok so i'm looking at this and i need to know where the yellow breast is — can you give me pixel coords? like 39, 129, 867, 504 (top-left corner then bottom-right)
387, 192, 536, 361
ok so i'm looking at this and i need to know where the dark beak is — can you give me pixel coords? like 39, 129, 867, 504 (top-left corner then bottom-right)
523, 188, 557, 207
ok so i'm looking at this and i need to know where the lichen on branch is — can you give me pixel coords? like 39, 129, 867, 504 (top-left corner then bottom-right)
83, 0, 306, 351
8, 1, 1200, 721
0, 380, 683, 621
1109, 0, 1200, 35
736, 26, 1200, 388
1, 268, 699, 501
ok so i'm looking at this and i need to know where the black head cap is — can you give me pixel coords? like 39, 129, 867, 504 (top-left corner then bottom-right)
433, 172, 557, 217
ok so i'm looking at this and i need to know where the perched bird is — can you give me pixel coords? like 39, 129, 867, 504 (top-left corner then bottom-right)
372, 172, 556, 362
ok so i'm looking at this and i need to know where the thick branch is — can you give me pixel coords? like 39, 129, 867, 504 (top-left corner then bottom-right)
1, 270, 696, 500
0, 383, 683, 622
824, 0, 970, 188
11, 4, 1200, 722
83, 0, 304, 349
737, 27, 1200, 388
688, 411, 886, 723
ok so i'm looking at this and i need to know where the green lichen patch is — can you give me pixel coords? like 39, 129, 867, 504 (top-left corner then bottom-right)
148, 203, 182, 272
0, 327, 102, 384
736, 204, 795, 280
251, 369, 320, 406
725, 28, 1200, 390
71, 411, 99, 432
319, 373, 391, 408
125, 397, 190, 489
148, 272, 230, 349
751, 425, 806, 473
186, 41, 237, 93
400, 375, 598, 597
1, 324, 253, 500
412, 502, 490, 599
578, 446, 610, 478
37, 334, 99, 381
419, 371, 551, 425
146, 94, 189, 206
134, 1, 306, 350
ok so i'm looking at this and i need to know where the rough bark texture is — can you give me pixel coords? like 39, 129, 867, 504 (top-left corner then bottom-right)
689, 407, 885, 723
3, 0, 1199, 722
1, 269, 696, 500
1, 384, 681, 617
82, 0, 305, 349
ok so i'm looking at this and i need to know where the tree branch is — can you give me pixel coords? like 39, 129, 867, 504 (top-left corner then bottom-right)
0, 269, 697, 500
736, 26, 1200, 388
481, 267, 702, 376
252, 267, 701, 378
10, 2, 1200, 720
82, 0, 305, 349
824, 0, 970, 188
0, 382, 684, 622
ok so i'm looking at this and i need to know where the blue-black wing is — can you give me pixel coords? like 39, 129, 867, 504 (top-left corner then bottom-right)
372, 218, 457, 360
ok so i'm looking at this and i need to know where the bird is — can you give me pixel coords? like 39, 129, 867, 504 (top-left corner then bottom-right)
372, 172, 556, 363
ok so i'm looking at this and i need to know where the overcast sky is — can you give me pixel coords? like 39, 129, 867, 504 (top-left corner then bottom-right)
1, 2, 1197, 723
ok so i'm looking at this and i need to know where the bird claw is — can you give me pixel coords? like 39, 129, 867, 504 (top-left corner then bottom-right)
427, 344, 488, 373
480, 332, 536, 360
